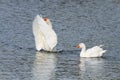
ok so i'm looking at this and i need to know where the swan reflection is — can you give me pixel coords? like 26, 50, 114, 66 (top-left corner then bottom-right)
32, 51, 57, 80
79, 58, 105, 79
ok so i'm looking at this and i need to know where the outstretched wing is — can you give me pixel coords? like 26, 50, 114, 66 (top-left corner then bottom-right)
32, 15, 46, 51
33, 15, 57, 51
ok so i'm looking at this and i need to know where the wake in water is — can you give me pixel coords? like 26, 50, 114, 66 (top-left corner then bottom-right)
38, 49, 63, 53
37, 49, 80, 53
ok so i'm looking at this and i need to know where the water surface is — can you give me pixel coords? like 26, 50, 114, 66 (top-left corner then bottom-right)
0, 0, 120, 80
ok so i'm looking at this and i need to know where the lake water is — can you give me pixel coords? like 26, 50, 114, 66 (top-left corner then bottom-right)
0, 0, 120, 80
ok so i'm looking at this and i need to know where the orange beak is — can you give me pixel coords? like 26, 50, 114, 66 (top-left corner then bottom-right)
44, 17, 48, 21
76, 45, 80, 48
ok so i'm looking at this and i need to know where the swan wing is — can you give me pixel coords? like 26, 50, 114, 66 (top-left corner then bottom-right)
33, 15, 57, 51
91, 46, 103, 51
33, 15, 46, 51
86, 46, 105, 57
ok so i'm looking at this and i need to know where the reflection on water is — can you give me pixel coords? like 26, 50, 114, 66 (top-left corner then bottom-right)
32, 52, 57, 80
79, 58, 120, 80
53, 52, 80, 80
79, 58, 104, 71
79, 58, 106, 79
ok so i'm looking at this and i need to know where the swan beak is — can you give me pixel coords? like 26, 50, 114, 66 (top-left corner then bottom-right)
76, 45, 80, 48
44, 17, 48, 21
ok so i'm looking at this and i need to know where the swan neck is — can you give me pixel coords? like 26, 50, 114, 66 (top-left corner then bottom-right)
47, 20, 52, 28
81, 44, 86, 53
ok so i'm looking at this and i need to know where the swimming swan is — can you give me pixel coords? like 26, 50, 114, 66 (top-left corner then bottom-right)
76, 43, 106, 57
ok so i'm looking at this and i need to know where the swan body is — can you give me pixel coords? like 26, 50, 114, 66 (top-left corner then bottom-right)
76, 43, 106, 57
32, 15, 57, 51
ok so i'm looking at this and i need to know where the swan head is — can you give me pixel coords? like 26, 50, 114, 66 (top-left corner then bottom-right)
44, 17, 49, 21
43, 17, 52, 28
76, 43, 85, 48
43, 17, 49, 24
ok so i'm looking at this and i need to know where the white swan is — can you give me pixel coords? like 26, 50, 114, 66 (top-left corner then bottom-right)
32, 15, 57, 51
76, 43, 106, 57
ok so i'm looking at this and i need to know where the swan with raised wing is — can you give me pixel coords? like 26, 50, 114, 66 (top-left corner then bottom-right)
76, 43, 106, 57
32, 15, 57, 51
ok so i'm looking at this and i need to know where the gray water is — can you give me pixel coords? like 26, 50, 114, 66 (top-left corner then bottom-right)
0, 0, 120, 80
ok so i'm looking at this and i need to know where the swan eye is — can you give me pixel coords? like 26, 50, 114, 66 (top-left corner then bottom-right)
44, 18, 48, 21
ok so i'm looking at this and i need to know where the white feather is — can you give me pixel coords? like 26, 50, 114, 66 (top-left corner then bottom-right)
77, 43, 106, 57
32, 15, 57, 51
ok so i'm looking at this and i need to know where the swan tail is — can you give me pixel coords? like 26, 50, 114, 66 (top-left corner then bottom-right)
103, 50, 107, 53
99, 45, 104, 47
100, 50, 107, 56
